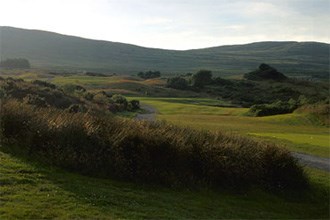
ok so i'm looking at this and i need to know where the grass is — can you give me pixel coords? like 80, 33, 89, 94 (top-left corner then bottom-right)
2, 100, 307, 188
249, 133, 330, 158
1, 150, 329, 219
134, 97, 329, 158
132, 97, 245, 116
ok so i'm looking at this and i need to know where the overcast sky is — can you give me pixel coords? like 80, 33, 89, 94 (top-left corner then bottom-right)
0, 0, 329, 49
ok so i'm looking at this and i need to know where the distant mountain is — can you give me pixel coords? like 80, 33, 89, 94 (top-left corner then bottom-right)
0, 26, 329, 78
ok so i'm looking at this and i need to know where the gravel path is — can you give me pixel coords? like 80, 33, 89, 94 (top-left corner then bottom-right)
135, 104, 157, 121
135, 104, 330, 172
292, 152, 330, 172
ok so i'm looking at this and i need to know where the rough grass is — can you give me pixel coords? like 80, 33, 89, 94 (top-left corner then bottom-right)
1, 100, 307, 189
0, 151, 329, 219
50, 75, 200, 97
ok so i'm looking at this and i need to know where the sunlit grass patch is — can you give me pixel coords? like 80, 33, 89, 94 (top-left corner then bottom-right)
249, 133, 330, 158
133, 97, 245, 116
250, 133, 329, 148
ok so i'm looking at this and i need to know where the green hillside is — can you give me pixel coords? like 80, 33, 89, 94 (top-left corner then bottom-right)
0, 26, 329, 77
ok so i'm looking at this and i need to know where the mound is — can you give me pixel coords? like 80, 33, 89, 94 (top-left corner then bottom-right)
244, 63, 288, 81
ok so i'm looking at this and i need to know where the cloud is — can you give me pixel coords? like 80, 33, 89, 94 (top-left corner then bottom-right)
0, 0, 328, 49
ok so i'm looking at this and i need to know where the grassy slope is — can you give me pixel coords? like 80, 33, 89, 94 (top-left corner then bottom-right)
134, 97, 329, 158
0, 76, 329, 218
1, 26, 329, 77
1, 150, 329, 219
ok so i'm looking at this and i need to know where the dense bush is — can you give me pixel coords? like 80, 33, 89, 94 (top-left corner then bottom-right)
138, 71, 161, 79
128, 100, 140, 111
32, 80, 57, 89
0, 101, 307, 189
23, 94, 48, 108
166, 77, 188, 90
62, 84, 86, 94
85, 72, 108, 77
66, 104, 88, 113
192, 70, 213, 88
249, 100, 297, 116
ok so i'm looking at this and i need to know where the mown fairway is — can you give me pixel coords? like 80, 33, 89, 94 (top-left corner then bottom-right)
133, 97, 329, 158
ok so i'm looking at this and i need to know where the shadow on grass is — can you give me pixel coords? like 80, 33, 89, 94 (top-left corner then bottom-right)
1, 145, 329, 219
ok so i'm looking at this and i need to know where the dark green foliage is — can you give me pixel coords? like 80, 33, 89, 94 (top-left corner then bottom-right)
111, 94, 128, 109
0, 58, 30, 68
0, 101, 308, 189
85, 72, 108, 77
128, 100, 140, 111
111, 94, 127, 105
0, 78, 80, 109
137, 71, 161, 79
192, 70, 213, 88
166, 77, 188, 90
249, 100, 298, 116
212, 77, 233, 86
244, 63, 288, 81
83, 92, 94, 101
166, 66, 328, 108
23, 94, 48, 108
62, 84, 86, 94
0, 88, 5, 98
32, 80, 56, 89
66, 104, 88, 113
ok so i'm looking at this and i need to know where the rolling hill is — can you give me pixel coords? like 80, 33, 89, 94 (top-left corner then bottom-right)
0, 26, 329, 78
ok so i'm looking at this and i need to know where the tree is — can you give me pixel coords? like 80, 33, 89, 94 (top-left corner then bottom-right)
192, 70, 212, 88
166, 77, 188, 90
111, 94, 128, 109
137, 71, 161, 79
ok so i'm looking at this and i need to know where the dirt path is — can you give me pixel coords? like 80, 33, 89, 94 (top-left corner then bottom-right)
291, 152, 330, 172
135, 105, 330, 172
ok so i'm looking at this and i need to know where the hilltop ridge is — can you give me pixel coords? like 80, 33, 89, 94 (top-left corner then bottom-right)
0, 26, 329, 78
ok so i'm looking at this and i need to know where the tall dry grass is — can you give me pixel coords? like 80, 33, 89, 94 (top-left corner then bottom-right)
0, 100, 307, 189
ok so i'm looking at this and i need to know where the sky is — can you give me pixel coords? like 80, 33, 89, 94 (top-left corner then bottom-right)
0, 0, 329, 50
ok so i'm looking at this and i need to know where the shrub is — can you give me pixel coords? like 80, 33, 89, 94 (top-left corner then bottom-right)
0, 101, 307, 189
192, 70, 213, 88
138, 71, 161, 79
84, 92, 94, 101
249, 100, 297, 116
111, 94, 128, 109
23, 94, 48, 108
128, 100, 140, 111
32, 80, 57, 89
93, 92, 111, 105
66, 104, 88, 113
62, 84, 86, 94
166, 77, 188, 90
